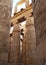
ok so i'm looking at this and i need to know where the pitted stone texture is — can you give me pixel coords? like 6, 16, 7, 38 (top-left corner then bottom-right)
13, 24, 20, 32
0, 0, 12, 9
22, 30, 26, 65
0, 0, 12, 64
0, 3, 12, 26
23, 17, 36, 65
26, 25, 36, 65
9, 24, 20, 65
26, 17, 34, 26
0, 53, 8, 65
32, 0, 46, 65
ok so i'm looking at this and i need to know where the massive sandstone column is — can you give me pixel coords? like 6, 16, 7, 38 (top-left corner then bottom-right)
0, 0, 12, 65
32, 0, 46, 65
23, 17, 36, 65
9, 23, 20, 65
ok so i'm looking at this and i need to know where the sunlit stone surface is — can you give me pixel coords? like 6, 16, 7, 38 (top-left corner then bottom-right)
9, 23, 20, 65
22, 16, 36, 65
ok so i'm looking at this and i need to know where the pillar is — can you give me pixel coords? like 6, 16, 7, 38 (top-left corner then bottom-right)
9, 23, 20, 65
23, 16, 36, 65
22, 31, 26, 65
32, 0, 46, 65
0, 0, 12, 65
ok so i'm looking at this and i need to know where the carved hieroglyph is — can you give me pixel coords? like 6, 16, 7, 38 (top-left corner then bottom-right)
0, 0, 12, 65
9, 23, 20, 65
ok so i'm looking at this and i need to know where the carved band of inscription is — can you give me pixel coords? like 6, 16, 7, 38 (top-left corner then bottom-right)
33, 0, 40, 10
0, 25, 9, 32
35, 8, 46, 21
0, 4, 11, 10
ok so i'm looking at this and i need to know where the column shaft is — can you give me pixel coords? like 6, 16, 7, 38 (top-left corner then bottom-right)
32, 0, 46, 65
0, 0, 12, 65
23, 17, 36, 65
9, 24, 20, 65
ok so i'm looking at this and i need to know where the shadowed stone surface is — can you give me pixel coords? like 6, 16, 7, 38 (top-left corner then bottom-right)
32, 0, 46, 65
0, 0, 12, 65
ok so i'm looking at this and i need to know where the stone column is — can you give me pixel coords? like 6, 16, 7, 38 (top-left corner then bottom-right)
22, 31, 26, 65
25, 17, 36, 65
32, 0, 46, 65
9, 23, 20, 65
0, 0, 12, 65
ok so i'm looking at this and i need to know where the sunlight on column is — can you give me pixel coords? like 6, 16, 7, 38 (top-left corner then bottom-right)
10, 26, 14, 34
20, 21, 26, 29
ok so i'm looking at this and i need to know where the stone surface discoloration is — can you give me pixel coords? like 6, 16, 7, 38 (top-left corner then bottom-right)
32, 0, 46, 65
0, 0, 12, 64
9, 24, 20, 65
22, 16, 36, 65
25, 17, 36, 65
